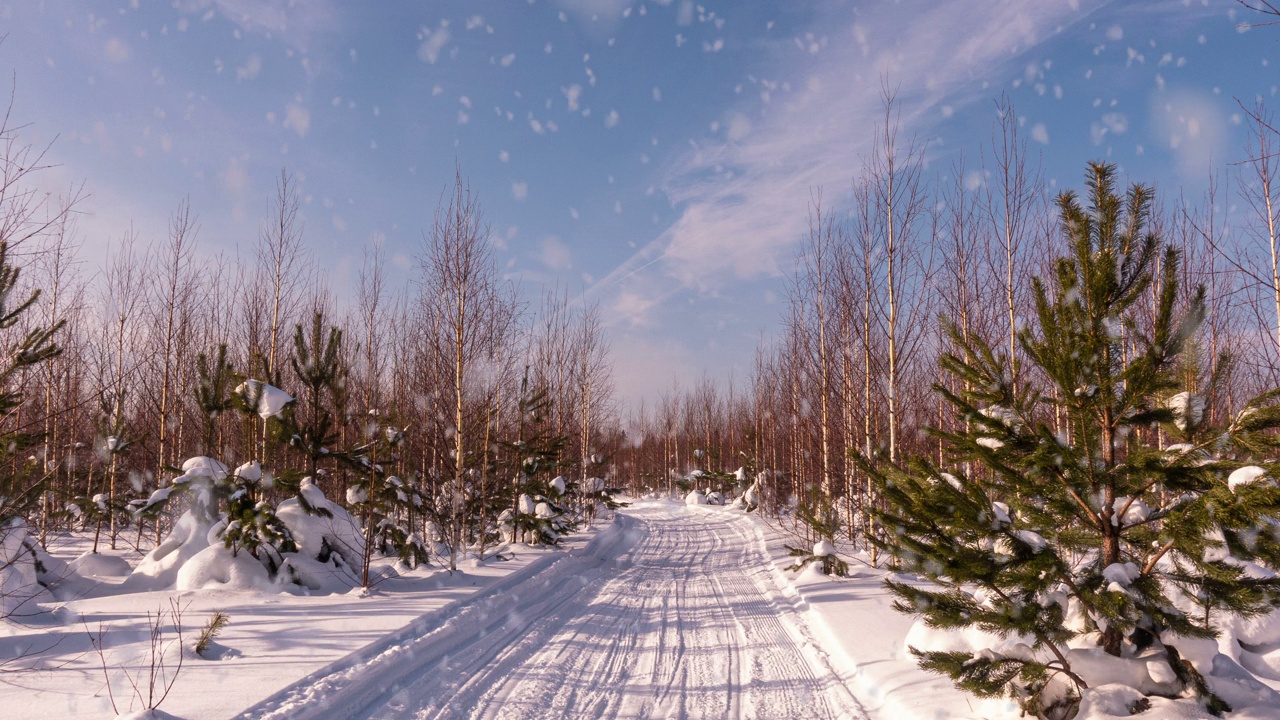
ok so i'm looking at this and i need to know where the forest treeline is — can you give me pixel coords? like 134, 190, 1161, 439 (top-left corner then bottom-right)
2, 100, 617, 562
616, 95, 1280, 548
7, 91, 1280, 562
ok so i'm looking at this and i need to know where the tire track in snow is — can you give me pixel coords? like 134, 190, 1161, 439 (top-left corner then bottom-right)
239, 503, 867, 720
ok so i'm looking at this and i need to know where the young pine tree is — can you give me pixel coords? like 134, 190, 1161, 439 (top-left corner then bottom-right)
343, 424, 427, 587
863, 163, 1280, 717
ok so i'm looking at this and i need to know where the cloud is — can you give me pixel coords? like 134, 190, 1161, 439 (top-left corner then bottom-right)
512, 181, 528, 200
563, 84, 583, 112
556, 0, 631, 36
585, 0, 1101, 328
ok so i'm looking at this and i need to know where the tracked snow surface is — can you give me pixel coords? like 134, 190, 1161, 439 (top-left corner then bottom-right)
238, 502, 865, 720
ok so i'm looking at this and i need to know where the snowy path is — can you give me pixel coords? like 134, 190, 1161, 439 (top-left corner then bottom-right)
238, 502, 866, 720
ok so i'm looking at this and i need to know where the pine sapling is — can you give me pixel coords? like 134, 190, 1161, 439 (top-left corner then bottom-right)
193, 611, 229, 658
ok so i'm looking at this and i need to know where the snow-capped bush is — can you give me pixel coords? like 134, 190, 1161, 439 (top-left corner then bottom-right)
0, 520, 54, 618
684, 489, 707, 506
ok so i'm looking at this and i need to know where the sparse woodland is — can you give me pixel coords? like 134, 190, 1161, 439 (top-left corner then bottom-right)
7, 86, 1280, 579
0, 97, 623, 581
616, 92, 1280, 555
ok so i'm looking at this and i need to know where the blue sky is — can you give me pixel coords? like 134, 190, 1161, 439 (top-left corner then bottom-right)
0, 0, 1273, 407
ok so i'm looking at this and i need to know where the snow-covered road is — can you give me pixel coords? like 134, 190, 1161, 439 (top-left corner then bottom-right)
239, 502, 866, 720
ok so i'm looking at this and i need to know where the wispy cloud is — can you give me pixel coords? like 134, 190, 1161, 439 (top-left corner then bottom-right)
588, 0, 1107, 329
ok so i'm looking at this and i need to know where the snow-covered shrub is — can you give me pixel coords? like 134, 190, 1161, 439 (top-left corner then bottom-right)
342, 424, 428, 584
0, 520, 55, 619
505, 485, 575, 546
785, 500, 848, 577
134, 456, 298, 577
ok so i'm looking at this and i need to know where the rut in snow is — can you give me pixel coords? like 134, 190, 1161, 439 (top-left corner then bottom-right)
239, 502, 866, 720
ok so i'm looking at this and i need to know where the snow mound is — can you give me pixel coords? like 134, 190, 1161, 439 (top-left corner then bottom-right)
175, 543, 275, 591
121, 511, 213, 592
551, 476, 566, 495
68, 551, 132, 577
814, 539, 836, 557
1074, 684, 1211, 720
685, 490, 708, 505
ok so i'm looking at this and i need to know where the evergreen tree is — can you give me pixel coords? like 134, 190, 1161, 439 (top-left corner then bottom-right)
137, 345, 301, 575
343, 423, 428, 587
863, 163, 1280, 717
495, 373, 571, 545
288, 310, 344, 477
0, 238, 62, 521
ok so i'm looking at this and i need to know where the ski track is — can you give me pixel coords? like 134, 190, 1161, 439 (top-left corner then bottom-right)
242, 503, 867, 720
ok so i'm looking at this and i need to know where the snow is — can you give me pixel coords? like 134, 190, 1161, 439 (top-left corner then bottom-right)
11, 499, 1280, 719
1168, 391, 1206, 432
1012, 529, 1047, 552
684, 489, 708, 505
981, 403, 1021, 429
235, 380, 294, 420
174, 543, 275, 591
1111, 496, 1150, 526
550, 475, 566, 494
0, 526, 600, 720
813, 538, 836, 557
234, 460, 262, 481
1102, 561, 1140, 588
0, 521, 53, 618
119, 511, 213, 591
976, 436, 1005, 450
67, 550, 132, 577
990, 500, 1012, 528
276, 478, 365, 579
517, 493, 536, 515
239, 502, 862, 719
1231, 465, 1270, 492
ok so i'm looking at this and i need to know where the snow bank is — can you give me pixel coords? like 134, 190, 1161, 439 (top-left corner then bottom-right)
175, 543, 275, 591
